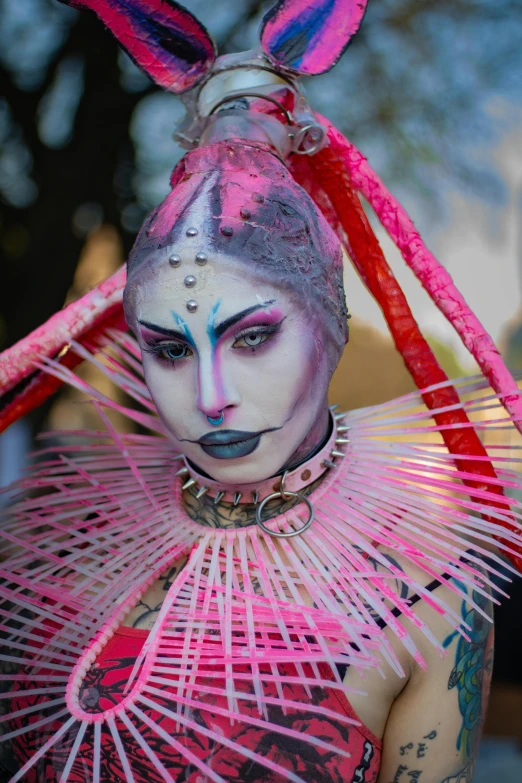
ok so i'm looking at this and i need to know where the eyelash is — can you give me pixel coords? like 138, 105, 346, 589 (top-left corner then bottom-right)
142, 320, 284, 363
143, 342, 193, 363
232, 321, 283, 351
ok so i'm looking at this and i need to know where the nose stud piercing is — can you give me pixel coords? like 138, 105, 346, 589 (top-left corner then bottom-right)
207, 413, 224, 426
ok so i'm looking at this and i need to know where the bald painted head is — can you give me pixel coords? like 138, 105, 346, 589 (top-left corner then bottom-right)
124, 141, 348, 483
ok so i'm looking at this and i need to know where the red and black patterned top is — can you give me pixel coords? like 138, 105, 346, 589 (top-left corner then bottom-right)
12, 625, 381, 783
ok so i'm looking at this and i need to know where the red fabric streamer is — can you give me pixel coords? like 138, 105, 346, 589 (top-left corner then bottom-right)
289, 147, 522, 572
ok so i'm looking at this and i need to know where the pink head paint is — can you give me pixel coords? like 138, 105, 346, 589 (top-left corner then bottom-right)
125, 140, 348, 371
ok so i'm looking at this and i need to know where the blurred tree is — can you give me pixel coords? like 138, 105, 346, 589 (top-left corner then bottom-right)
1, 0, 521, 433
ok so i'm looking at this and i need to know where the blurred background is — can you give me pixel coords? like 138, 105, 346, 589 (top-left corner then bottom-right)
1, 0, 522, 778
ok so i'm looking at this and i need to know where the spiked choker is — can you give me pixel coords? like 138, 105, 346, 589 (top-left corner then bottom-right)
175, 407, 349, 538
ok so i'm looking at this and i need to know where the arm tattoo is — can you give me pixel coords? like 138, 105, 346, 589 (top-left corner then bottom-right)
443, 580, 494, 781
390, 566, 493, 783
391, 730, 438, 780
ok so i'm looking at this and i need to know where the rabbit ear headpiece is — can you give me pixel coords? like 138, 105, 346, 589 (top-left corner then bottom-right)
1, 0, 521, 569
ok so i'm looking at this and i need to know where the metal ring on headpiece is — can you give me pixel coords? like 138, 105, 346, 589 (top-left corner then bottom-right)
207, 90, 294, 125
255, 489, 314, 538
292, 122, 326, 156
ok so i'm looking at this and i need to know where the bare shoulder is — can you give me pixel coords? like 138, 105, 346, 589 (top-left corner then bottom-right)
375, 546, 494, 783
341, 545, 491, 742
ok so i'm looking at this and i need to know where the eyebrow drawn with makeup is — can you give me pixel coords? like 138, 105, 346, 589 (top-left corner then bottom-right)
212, 300, 276, 339
138, 299, 276, 345
138, 320, 190, 343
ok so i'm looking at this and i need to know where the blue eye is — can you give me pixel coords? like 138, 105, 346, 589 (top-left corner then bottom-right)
164, 344, 189, 360
145, 342, 192, 362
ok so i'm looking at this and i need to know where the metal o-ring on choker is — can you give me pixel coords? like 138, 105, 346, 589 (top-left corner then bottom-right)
255, 491, 314, 538
255, 470, 314, 538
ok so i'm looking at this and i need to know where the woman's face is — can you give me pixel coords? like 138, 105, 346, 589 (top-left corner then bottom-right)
129, 255, 332, 484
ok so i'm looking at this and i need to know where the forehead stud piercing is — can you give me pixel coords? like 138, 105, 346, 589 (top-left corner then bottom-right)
207, 412, 224, 426
169, 253, 182, 267
186, 227, 198, 237
252, 193, 264, 203
220, 226, 233, 237
184, 275, 196, 288
240, 208, 251, 219
195, 252, 207, 265
186, 300, 198, 313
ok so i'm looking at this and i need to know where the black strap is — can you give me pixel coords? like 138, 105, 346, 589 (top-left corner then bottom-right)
336, 572, 451, 681
373, 572, 451, 630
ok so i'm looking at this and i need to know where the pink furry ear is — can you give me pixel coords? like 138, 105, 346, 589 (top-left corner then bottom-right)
59, 0, 216, 93
260, 0, 368, 75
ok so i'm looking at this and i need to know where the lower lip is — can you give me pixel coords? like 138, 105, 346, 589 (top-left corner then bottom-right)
199, 434, 261, 459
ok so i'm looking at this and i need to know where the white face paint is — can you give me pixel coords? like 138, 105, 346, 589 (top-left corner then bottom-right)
129, 256, 331, 484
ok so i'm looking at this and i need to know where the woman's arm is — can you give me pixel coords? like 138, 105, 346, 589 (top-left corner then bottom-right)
377, 583, 494, 783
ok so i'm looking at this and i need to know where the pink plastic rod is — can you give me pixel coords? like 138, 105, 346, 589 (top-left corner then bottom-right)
0, 266, 126, 395
319, 115, 522, 435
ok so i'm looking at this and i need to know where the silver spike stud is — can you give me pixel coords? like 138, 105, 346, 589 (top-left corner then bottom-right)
322, 459, 337, 469
186, 227, 198, 237
196, 485, 209, 499
233, 492, 242, 506
184, 275, 197, 288
336, 438, 351, 445
331, 450, 345, 458
335, 412, 347, 421
195, 252, 207, 266
174, 466, 189, 477
186, 300, 198, 313
213, 491, 225, 505
329, 404, 339, 411
169, 253, 182, 267
252, 490, 260, 505
182, 477, 197, 490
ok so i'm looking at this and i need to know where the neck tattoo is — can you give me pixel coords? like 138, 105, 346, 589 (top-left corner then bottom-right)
182, 474, 324, 529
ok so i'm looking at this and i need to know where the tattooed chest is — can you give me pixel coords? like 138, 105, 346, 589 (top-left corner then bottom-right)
124, 556, 189, 630
123, 545, 308, 630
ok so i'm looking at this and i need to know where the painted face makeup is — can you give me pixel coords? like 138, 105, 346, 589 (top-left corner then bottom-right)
130, 256, 332, 484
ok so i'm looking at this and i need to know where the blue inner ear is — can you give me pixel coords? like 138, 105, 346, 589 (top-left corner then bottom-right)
260, 0, 368, 76
141, 14, 211, 68
264, 4, 333, 69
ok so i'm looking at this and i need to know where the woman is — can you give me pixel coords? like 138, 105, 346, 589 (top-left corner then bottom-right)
1, 1, 521, 781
